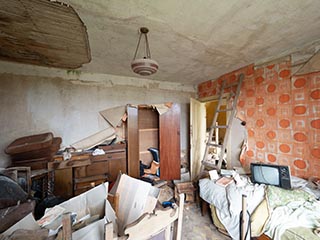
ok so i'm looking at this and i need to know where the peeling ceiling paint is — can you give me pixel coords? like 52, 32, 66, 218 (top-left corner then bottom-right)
13, 0, 320, 85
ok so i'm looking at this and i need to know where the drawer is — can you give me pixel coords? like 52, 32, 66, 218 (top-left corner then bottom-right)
74, 161, 109, 178
73, 174, 108, 195
91, 151, 126, 162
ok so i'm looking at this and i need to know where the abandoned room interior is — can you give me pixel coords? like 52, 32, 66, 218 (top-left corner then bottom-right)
1, 1, 320, 240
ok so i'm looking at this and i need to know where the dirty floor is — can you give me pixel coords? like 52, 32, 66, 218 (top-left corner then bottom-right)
182, 203, 230, 240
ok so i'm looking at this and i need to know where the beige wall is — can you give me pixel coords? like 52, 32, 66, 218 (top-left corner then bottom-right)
0, 62, 195, 167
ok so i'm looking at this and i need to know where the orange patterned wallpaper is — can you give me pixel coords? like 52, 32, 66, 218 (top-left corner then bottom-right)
198, 60, 320, 179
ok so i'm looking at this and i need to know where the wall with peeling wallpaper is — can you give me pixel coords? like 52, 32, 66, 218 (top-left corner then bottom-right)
198, 60, 320, 179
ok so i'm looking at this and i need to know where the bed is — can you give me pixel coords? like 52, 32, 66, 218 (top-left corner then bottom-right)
199, 175, 320, 240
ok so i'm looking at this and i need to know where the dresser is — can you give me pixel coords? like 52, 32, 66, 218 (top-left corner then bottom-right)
50, 143, 127, 198
73, 143, 127, 195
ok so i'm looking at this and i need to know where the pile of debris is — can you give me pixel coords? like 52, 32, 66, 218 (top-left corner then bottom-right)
0, 174, 184, 240
5, 132, 62, 170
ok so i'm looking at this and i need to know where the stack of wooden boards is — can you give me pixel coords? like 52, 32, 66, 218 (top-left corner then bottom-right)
5, 132, 61, 170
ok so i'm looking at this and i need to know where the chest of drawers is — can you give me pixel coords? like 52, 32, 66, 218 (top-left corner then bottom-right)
51, 143, 127, 198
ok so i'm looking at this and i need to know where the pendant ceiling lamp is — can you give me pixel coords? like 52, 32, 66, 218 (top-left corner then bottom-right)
131, 27, 159, 76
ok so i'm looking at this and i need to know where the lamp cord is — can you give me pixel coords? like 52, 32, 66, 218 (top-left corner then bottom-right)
133, 33, 143, 60
133, 32, 151, 60
144, 33, 151, 58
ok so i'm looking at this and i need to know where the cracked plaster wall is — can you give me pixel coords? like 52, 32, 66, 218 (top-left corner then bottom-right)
0, 64, 195, 167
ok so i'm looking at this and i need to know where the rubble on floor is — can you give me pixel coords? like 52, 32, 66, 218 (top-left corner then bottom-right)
0, 174, 184, 240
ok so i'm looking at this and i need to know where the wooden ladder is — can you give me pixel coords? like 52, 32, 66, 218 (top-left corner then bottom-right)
201, 73, 244, 171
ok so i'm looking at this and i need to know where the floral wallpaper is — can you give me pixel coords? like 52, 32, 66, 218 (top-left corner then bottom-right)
198, 60, 320, 179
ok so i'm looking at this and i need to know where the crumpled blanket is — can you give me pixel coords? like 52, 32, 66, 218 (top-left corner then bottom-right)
200, 175, 320, 240
264, 185, 320, 240
199, 177, 265, 240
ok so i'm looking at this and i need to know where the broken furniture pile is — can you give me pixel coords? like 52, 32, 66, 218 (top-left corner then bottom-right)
4, 132, 63, 199
5, 132, 62, 171
49, 141, 127, 199
0, 174, 184, 240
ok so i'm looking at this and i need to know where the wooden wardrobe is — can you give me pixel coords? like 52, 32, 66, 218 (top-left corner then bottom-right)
126, 103, 181, 180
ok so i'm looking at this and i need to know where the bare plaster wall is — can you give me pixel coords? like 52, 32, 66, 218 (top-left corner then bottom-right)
0, 73, 195, 167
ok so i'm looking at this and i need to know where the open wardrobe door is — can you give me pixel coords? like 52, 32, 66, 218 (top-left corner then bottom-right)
159, 103, 181, 180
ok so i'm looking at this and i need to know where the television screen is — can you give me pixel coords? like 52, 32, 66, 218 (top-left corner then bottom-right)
251, 165, 279, 185
250, 163, 291, 189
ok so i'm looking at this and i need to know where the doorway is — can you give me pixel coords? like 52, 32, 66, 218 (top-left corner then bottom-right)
190, 97, 247, 180
190, 98, 227, 180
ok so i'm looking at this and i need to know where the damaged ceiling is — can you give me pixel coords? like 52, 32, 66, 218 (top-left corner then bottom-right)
2, 0, 320, 85
0, 0, 91, 69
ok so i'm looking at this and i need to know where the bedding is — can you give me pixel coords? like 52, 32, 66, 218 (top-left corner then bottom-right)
199, 176, 265, 240
199, 175, 320, 240
264, 185, 320, 239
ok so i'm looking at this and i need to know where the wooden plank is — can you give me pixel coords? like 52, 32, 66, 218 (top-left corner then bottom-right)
53, 153, 91, 162
99, 106, 126, 128
175, 193, 184, 240
12, 157, 48, 170
138, 108, 159, 129
62, 213, 72, 240
127, 106, 139, 178
138, 128, 158, 152
98, 143, 126, 152
48, 157, 91, 171
159, 103, 181, 180
5, 132, 53, 155
115, 174, 154, 236
124, 205, 179, 240
107, 193, 119, 216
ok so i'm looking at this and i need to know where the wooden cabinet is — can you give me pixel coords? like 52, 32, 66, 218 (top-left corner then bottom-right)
73, 143, 127, 195
127, 104, 181, 180
51, 143, 127, 198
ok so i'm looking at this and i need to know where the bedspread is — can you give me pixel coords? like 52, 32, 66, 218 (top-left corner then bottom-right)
199, 176, 320, 240
199, 177, 265, 240
264, 185, 320, 240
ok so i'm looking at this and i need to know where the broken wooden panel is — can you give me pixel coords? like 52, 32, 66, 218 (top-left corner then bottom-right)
127, 106, 140, 178
0, 0, 91, 69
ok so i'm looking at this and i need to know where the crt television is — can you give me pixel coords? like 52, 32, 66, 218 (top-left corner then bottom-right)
250, 163, 291, 189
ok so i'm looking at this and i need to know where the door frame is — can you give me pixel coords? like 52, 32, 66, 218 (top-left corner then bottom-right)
190, 96, 229, 180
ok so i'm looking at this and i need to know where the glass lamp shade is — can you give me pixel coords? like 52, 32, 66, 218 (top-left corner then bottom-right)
131, 58, 159, 76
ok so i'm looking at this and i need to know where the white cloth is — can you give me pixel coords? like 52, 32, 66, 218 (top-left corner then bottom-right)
199, 178, 265, 240
264, 200, 320, 240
